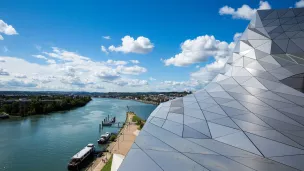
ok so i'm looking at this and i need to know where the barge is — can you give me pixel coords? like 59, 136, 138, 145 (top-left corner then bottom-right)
67, 144, 95, 170
101, 116, 116, 126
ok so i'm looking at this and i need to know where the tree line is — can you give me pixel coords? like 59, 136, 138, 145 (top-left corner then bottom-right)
0, 96, 92, 117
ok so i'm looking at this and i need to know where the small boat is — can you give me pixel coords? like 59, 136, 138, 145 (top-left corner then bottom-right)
97, 132, 111, 144
0, 113, 9, 119
67, 144, 95, 170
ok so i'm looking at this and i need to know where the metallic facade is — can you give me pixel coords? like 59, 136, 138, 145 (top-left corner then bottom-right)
119, 8, 304, 171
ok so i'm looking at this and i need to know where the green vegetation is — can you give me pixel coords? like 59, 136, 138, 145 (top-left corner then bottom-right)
101, 155, 113, 171
109, 134, 117, 142
132, 115, 142, 123
0, 96, 91, 117
132, 114, 145, 130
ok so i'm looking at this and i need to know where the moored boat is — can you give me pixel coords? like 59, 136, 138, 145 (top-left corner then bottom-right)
97, 132, 111, 144
0, 113, 9, 119
67, 144, 95, 170
101, 116, 116, 126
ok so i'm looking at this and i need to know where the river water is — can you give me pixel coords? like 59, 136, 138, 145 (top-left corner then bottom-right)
0, 98, 156, 171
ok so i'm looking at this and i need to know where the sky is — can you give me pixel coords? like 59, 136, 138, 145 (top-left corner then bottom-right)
0, 0, 302, 92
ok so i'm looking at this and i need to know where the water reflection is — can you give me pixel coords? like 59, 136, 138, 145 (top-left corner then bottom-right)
0, 98, 156, 171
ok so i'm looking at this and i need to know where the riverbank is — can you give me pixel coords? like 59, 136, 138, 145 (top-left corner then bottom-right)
0, 96, 92, 117
88, 112, 140, 171
0, 98, 155, 171
133, 99, 159, 105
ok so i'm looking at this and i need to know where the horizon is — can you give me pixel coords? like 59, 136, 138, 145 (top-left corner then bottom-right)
0, 0, 301, 92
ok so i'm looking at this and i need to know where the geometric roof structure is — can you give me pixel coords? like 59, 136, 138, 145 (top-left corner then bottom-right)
118, 8, 304, 171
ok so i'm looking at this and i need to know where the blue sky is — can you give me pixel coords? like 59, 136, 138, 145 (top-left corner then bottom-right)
0, 0, 301, 92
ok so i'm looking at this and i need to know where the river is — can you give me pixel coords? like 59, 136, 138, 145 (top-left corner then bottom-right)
0, 98, 156, 171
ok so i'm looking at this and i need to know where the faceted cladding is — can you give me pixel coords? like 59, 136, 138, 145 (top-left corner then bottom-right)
119, 8, 304, 171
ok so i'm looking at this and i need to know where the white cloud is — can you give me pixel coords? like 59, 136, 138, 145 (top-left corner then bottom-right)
14, 73, 27, 78
0, 68, 9, 76
190, 32, 242, 84
32, 75, 56, 84
106, 59, 128, 65
95, 70, 121, 81
60, 76, 93, 87
4, 79, 37, 88
191, 57, 227, 83
158, 79, 201, 91
130, 60, 140, 64
149, 77, 156, 81
116, 65, 147, 75
32, 55, 48, 60
101, 45, 109, 54
46, 59, 56, 64
113, 78, 148, 87
163, 35, 234, 66
108, 36, 154, 54
0, 20, 18, 35
219, 1, 271, 20
0, 35, 3, 40
63, 66, 76, 77
233, 33, 242, 42
3, 46, 8, 53
296, 0, 304, 8
90, 84, 105, 90
33, 54, 56, 64
0, 47, 150, 91
103, 36, 111, 40
43, 47, 90, 62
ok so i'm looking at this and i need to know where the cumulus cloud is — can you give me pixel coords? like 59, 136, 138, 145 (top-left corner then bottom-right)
296, 0, 304, 8
102, 36, 111, 40
0, 47, 150, 91
5, 79, 37, 88
158, 79, 201, 91
60, 76, 93, 87
46, 59, 56, 64
191, 57, 227, 83
106, 60, 128, 66
149, 77, 156, 81
190, 33, 242, 84
116, 65, 147, 75
43, 47, 90, 62
32, 75, 56, 84
130, 60, 140, 64
0, 20, 18, 35
109, 36, 154, 54
14, 73, 27, 78
219, 1, 271, 20
0, 35, 3, 40
90, 85, 105, 89
113, 78, 148, 87
33, 54, 56, 64
32, 55, 48, 60
233, 33, 242, 42
95, 70, 121, 81
163, 35, 234, 66
0, 68, 9, 76
101, 45, 109, 54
